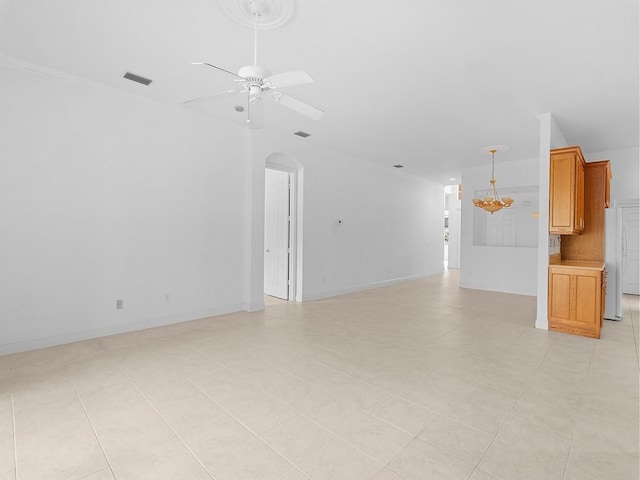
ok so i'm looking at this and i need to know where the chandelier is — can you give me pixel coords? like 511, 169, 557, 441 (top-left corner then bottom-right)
472, 145, 514, 214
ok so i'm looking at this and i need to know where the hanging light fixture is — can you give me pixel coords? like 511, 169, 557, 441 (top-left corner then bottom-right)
472, 145, 514, 214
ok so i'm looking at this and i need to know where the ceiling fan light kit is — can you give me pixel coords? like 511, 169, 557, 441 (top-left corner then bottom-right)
472, 145, 514, 214
185, 0, 323, 128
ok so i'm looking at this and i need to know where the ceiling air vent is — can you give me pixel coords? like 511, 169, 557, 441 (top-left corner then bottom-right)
123, 72, 153, 86
294, 131, 311, 138
393, 164, 404, 168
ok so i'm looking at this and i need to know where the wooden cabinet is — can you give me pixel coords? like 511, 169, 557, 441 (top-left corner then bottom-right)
548, 264, 605, 338
550, 146, 586, 234
548, 146, 611, 339
590, 160, 612, 208
561, 161, 611, 261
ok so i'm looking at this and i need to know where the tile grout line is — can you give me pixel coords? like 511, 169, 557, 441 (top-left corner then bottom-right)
195, 339, 531, 478
188, 355, 387, 474
560, 340, 596, 480
199, 343, 447, 437
468, 334, 561, 480
76, 468, 113, 480
9, 355, 18, 480
115, 353, 220, 480
465, 423, 504, 480
626, 295, 640, 365
59, 344, 119, 480
185, 357, 391, 478
184, 377, 315, 479
193, 345, 420, 464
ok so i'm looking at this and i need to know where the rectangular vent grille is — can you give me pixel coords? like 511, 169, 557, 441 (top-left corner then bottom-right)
294, 131, 310, 138
123, 72, 152, 86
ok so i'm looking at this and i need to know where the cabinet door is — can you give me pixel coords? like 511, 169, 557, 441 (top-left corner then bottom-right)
574, 272, 599, 329
601, 271, 606, 326
548, 267, 602, 338
549, 269, 572, 322
549, 148, 585, 235
550, 153, 576, 233
576, 157, 585, 231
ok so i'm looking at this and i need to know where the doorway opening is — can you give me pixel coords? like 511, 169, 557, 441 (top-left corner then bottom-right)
613, 201, 640, 319
264, 167, 297, 303
621, 205, 640, 295
444, 184, 461, 271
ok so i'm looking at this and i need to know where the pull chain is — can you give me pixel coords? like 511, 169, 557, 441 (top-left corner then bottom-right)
490, 149, 496, 182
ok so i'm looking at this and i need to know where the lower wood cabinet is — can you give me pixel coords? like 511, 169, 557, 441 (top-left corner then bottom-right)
548, 265, 604, 339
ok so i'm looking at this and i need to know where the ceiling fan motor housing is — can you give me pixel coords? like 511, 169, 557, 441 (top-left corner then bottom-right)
238, 65, 271, 83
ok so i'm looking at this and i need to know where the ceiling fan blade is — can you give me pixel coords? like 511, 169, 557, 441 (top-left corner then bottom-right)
264, 70, 314, 89
272, 93, 324, 120
183, 90, 238, 105
191, 62, 244, 79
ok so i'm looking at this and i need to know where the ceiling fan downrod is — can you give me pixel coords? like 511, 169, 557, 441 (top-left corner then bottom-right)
248, 0, 267, 66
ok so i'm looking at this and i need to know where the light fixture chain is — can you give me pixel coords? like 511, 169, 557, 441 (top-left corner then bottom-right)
491, 149, 497, 182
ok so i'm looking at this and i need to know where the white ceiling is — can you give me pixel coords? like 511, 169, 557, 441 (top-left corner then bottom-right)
0, 0, 637, 185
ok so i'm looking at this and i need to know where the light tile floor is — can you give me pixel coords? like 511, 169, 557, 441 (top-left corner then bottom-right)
1, 270, 638, 480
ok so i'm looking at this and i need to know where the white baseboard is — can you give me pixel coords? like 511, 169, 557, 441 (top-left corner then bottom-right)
243, 302, 266, 312
458, 281, 536, 297
301, 271, 442, 302
0, 304, 245, 355
534, 316, 549, 330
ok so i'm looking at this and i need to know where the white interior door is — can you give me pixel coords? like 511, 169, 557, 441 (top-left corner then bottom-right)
264, 169, 290, 299
622, 206, 640, 295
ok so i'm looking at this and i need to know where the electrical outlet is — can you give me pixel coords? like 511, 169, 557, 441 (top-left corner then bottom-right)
116, 299, 123, 310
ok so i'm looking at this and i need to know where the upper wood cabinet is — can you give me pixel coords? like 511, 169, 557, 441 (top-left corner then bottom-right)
589, 160, 612, 208
550, 146, 586, 234
561, 160, 612, 261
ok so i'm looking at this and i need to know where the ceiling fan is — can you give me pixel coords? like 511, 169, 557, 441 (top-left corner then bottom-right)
185, 0, 324, 129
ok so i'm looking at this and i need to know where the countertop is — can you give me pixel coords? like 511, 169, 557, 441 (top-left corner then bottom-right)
548, 260, 605, 271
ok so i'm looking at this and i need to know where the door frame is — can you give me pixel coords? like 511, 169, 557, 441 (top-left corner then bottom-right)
265, 165, 298, 301
615, 199, 640, 317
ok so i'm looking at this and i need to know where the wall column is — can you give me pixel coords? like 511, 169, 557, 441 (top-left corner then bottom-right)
536, 113, 569, 329
243, 129, 266, 311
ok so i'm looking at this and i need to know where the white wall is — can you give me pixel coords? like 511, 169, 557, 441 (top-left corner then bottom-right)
254, 131, 445, 301
461, 157, 539, 296
0, 61, 447, 353
583, 146, 639, 319
301, 154, 445, 300
0, 63, 248, 354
